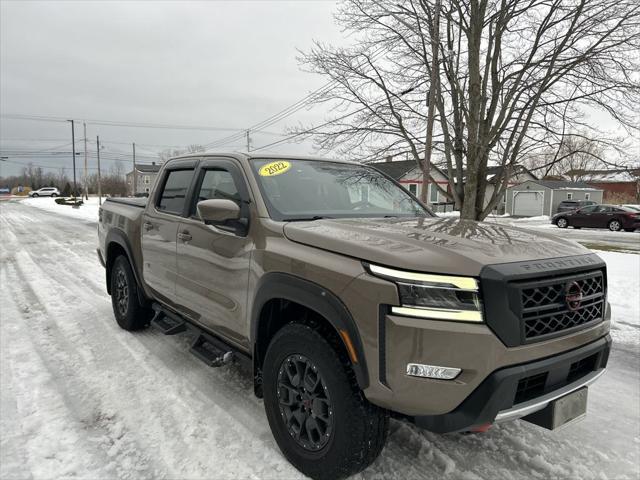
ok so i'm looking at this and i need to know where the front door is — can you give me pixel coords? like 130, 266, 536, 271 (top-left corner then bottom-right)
175, 159, 253, 348
571, 205, 598, 227
141, 167, 196, 305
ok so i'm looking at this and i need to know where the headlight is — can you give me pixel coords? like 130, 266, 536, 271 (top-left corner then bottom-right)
367, 264, 483, 322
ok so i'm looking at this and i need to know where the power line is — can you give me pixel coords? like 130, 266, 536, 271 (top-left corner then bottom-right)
202, 44, 393, 151
1, 113, 245, 132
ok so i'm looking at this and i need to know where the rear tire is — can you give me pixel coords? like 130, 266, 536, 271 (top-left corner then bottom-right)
608, 219, 622, 232
556, 217, 569, 228
263, 323, 388, 480
110, 255, 151, 331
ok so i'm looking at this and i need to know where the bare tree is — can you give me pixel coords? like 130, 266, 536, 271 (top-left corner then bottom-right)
523, 134, 605, 180
159, 144, 205, 162
297, 0, 640, 219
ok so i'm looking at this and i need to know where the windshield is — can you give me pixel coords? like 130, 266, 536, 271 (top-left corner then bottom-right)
249, 159, 431, 221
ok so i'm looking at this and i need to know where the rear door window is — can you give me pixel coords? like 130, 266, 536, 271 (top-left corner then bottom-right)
157, 169, 195, 214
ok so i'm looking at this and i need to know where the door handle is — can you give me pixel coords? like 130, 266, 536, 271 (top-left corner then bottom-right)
143, 221, 154, 231
178, 231, 192, 242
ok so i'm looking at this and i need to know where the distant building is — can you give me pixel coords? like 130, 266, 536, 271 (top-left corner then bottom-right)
445, 165, 537, 214
126, 163, 161, 196
569, 169, 640, 203
370, 159, 452, 211
506, 180, 604, 216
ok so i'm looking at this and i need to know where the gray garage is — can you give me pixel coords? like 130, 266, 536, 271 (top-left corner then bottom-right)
506, 180, 603, 216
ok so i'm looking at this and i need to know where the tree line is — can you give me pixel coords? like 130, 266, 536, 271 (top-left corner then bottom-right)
0, 163, 128, 196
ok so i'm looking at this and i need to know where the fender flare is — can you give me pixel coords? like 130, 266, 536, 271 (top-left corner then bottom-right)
104, 229, 147, 304
251, 272, 369, 390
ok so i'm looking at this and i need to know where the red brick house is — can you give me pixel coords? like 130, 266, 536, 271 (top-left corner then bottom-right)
577, 169, 640, 203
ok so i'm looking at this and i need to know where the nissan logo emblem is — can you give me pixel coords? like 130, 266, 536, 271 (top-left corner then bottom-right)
565, 281, 583, 311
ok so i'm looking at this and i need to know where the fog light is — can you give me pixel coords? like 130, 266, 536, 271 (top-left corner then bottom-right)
406, 363, 461, 380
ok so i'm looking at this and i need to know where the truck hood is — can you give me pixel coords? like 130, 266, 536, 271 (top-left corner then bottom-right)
283, 217, 589, 276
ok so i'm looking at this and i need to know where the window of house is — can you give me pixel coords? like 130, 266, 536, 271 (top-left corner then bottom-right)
157, 169, 195, 214
567, 193, 573, 200
429, 184, 438, 203
144, 175, 150, 184
408, 184, 418, 195
585, 193, 590, 200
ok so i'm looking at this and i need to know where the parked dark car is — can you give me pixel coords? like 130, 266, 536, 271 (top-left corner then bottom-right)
556, 199, 597, 213
553, 204, 640, 231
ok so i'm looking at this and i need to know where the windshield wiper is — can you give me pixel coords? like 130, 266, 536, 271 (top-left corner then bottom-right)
282, 215, 333, 222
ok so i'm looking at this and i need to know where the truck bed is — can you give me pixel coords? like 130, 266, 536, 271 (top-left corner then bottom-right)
105, 197, 148, 208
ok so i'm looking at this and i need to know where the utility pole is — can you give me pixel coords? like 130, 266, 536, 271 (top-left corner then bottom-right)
96, 136, 102, 205
68, 119, 77, 196
83, 122, 88, 200
246, 130, 251, 152
132, 142, 137, 196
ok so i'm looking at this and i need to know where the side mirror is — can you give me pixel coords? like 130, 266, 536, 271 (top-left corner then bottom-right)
197, 199, 241, 225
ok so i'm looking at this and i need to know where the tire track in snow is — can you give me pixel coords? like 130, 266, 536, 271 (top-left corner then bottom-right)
1, 202, 301, 479
3, 256, 163, 479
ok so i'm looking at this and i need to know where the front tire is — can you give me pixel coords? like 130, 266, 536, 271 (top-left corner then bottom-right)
608, 219, 622, 232
32, 193, 39, 197
556, 217, 569, 228
263, 323, 388, 480
110, 255, 151, 331
51, 193, 57, 197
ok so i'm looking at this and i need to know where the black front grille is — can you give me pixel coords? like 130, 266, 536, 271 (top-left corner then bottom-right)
568, 353, 598, 383
515, 372, 548, 404
517, 271, 605, 341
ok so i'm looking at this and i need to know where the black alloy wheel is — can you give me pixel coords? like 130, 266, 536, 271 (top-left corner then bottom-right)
114, 265, 129, 317
109, 255, 151, 331
277, 354, 334, 451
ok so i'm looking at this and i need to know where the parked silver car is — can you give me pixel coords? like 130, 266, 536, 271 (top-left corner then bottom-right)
28, 187, 60, 197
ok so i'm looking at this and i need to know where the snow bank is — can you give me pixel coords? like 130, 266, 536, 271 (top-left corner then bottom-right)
597, 250, 640, 345
21, 196, 102, 223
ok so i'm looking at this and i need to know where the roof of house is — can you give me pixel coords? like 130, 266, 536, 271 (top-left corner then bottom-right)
531, 179, 601, 190
134, 163, 161, 173
370, 160, 448, 180
370, 160, 418, 179
437, 164, 536, 183
573, 169, 639, 183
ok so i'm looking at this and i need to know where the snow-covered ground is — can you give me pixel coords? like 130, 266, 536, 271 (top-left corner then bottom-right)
1, 199, 639, 480
21, 196, 101, 223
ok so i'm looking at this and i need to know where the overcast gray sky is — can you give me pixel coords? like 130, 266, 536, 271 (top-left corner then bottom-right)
0, 0, 344, 177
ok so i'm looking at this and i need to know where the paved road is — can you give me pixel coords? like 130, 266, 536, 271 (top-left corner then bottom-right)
1, 200, 638, 480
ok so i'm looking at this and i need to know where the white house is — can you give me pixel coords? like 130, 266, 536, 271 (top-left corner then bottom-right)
126, 163, 161, 196
371, 160, 451, 209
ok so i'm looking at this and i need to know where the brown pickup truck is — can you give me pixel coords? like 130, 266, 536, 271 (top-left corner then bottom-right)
98, 153, 611, 480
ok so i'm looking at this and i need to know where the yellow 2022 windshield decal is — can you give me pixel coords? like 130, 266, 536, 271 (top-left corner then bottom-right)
259, 161, 291, 177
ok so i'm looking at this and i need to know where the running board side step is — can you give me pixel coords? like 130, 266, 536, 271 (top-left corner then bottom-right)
190, 333, 234, 367
150, 305, 187, 335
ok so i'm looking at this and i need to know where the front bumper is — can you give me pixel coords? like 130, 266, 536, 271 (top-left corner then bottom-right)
411, 335, 611, 433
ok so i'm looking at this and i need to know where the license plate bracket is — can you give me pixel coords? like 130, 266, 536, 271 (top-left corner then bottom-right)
523, 387, 588, 430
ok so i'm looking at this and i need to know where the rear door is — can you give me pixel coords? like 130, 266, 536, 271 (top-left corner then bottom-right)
175, 158, 253, 348
592, 205, 613, 228
141, 161, 197, 305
